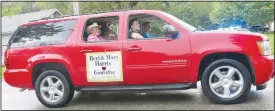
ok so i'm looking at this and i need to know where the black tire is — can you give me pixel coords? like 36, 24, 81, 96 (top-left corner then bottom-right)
201, 59, 252, 104
65, 85, 75, 105
35, 70, 73, 108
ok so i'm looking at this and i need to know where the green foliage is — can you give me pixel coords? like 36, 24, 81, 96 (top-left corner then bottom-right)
79, 2, 133, 14
210, 2, 247, 23
1, 66, 5, 79
77, 2, 214, 28
2, 2, 73, 16
133, 2, 167, 10
36, 2, 73, 15
1, 2, 274, 29
20, 2, 40, 14
210, 2, 274, 26
244, 2, 274, 25
2, 2, 25, 16
178, 2, 213, 29
266, 33, 274, 54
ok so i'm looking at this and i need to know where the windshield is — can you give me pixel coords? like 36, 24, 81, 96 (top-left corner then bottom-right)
160, 11, 197, 32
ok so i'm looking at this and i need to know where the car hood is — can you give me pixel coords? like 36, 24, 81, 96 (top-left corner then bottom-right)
191, 30, 268, 40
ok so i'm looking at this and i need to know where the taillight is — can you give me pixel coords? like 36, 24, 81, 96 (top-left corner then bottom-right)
4, 49, 9, 66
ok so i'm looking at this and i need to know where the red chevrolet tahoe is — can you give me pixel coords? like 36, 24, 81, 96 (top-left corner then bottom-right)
4, 10, 274, 108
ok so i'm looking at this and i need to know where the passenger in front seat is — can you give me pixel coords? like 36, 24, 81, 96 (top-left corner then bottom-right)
129, 18, 144, 39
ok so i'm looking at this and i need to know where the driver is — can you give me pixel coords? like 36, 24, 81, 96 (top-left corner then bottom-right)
142, 21, 152, 38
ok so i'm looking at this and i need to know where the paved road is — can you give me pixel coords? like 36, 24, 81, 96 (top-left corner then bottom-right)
2, 79, 274, 110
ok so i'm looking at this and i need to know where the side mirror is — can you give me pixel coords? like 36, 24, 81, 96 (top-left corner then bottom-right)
171, 32, 179, 39
163, 25, 179, 39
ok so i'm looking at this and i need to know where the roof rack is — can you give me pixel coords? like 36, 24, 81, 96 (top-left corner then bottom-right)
28, 15, 76, 22
28, 9, 131, 22
29, 17, 54, 22
84, 9, 130, 15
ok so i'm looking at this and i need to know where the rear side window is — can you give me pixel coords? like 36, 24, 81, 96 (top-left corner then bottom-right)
9, 20, 77, 48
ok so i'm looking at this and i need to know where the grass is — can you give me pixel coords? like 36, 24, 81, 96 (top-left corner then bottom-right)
1, 66, 6, 79
266, 33, 274, 54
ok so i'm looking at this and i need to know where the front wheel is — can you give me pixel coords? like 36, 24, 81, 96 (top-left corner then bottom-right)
201, 59, 252, 104
35, 70, 73, 108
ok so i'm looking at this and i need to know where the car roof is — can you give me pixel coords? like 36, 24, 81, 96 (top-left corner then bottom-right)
21, 10, 160, 27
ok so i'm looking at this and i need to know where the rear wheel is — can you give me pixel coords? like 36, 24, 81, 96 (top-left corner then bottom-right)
35, 70, 73, 108
201, 59, 251, 104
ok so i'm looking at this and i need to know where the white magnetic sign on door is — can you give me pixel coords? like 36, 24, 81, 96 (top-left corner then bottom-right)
86, 51, 123, 82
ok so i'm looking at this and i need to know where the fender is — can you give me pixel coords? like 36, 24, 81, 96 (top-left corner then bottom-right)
26, 53, 76, 84
189, 49, 249, 82
187, 32, 254, 82
186, 31, 259, 82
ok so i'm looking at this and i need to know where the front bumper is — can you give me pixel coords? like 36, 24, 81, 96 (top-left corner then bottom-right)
250, 55, 274, 85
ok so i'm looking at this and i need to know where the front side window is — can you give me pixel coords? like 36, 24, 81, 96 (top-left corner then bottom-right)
10, 20, 77, 48
128, 14, 179, 40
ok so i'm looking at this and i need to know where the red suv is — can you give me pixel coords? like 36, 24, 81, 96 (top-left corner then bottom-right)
4, 10, 274, 108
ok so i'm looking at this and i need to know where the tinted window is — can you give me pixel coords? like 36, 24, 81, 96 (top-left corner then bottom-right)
10, 20, 77, 48
83, 16, 119, 42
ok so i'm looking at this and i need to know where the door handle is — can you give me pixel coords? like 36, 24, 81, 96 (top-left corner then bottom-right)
80, 50, 93, 53
127, 47, 142, 51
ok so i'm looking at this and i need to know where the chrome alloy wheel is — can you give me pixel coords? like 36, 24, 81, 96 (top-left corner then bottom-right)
209, 66, 244, 99
40, 76, 64, 103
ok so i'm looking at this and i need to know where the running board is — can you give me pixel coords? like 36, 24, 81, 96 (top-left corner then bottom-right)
76, 83, 197, 92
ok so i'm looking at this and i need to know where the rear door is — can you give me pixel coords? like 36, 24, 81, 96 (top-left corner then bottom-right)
72, 12, 125, 86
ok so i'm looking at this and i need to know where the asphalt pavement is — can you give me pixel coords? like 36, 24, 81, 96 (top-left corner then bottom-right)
1, 78, 274, 110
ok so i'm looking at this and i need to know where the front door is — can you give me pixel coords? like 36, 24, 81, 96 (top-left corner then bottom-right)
122, 12, 192, 85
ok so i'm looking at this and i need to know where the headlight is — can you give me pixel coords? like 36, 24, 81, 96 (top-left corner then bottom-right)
257, 40, 271, 56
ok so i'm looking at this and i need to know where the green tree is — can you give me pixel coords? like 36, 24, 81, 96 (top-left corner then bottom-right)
2, 2, 25, 16
210, 2, 250, 23
244, 2, 274, 28
210, 2, 274, 32
20, 2, 39, 14
132, 2, 167, 10
165, 2, 213, 29
35, 2, 73, 15
1, 2, 73, 16
2, 1, 273, 32
77, 2, 214, 29
79, 2, 138, 14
